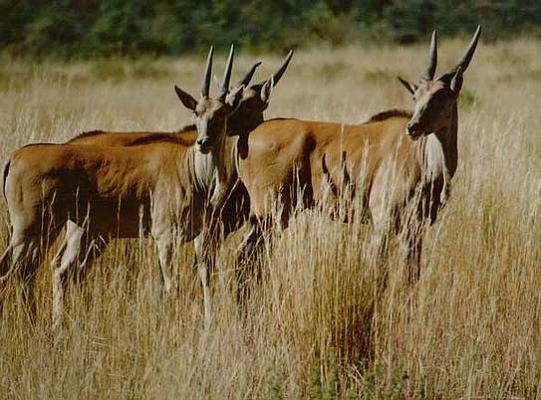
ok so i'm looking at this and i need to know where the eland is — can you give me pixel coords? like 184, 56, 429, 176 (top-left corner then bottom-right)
62, 50, 294, 324
0, 45, 251, 329
234, 27, 481, 295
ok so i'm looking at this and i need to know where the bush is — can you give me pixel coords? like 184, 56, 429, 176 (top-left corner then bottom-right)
0, 0, 539, 59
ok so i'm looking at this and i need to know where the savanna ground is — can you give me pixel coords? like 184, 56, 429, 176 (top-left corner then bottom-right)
0, 38, 540, 399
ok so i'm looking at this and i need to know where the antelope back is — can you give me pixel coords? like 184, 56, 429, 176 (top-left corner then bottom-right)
67, 129, 196, 146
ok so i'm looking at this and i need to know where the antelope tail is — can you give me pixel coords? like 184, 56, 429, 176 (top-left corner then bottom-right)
0, 245, 14, 283
321, 152, 355, 199
321, 154, 339, 198
0, 159, 15, 282
2, 159, 10, 202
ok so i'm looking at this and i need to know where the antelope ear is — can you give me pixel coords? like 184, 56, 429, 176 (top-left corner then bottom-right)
260, 76, 274, 103
450, 66, 464, 98
397, 76, 417, 95
174, 85, 197, 111
226, 85, 244, 111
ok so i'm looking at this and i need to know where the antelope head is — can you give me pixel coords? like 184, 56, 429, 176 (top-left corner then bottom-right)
174, 45, 243, 154
398, 26, 481, 140
226, 50, 294, 135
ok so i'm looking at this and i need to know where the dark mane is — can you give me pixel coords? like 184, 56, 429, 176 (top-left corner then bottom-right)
266, 117, 296, 122
365, 109, 412, 122
175, 124, 196, 133
67, 124, 196, 144
67, 130, 106, 143
20, 142, 58, 149
129, 133, 193, 146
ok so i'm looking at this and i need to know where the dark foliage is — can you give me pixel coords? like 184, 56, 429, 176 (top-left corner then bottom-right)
0, 0, 539, 58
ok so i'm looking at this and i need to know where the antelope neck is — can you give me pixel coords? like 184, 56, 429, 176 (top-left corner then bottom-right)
416, 102, 458, 205
187, 116, 263, 202
419, 103, 458, 180
188, 128, 235, 201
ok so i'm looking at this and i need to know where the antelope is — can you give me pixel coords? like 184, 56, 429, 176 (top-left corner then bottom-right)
0, 45, 249, 330
235, 27, 481, 293
61, 51, 294, 323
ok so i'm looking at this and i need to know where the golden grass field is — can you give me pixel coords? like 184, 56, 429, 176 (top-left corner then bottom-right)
0, 37, 540, 398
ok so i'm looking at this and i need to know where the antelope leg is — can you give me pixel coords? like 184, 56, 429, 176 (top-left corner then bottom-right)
52, 221, 85, 331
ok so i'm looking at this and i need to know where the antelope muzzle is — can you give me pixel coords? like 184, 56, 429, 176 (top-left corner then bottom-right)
406, 121, 423, 140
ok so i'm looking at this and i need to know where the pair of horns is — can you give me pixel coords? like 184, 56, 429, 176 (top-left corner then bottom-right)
201, 47, 295, 98
201, 45, 235, 99
239, 49, 295, 91
421, 25, 481, 82
265, 49, 294, 88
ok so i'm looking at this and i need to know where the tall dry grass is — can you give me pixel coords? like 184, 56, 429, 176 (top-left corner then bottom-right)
0, 38, 540, 398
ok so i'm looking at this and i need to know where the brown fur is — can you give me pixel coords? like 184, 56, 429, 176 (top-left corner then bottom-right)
0, 47, 247, 330
58, 52, 295, 317
236, 27, 480, 289
236, 112, 450, 287
0, 49, 295, 329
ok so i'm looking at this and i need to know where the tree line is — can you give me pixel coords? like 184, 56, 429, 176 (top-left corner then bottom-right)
0, 0, 539, 58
